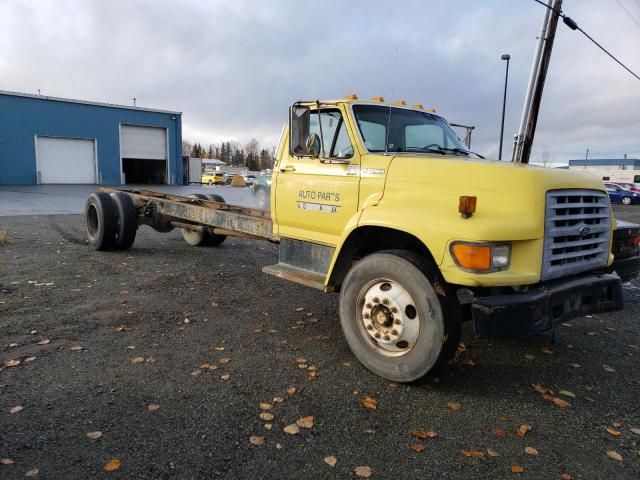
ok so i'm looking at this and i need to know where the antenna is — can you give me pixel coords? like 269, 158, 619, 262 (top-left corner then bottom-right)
384, 47, 399, 156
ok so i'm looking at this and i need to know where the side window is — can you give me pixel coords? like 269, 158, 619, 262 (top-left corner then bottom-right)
634, 175, 640, 183
602, 176, 610, 181
309, 110, 353, 158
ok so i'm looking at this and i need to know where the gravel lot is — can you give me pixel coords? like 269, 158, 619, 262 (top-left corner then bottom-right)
1, 204, 639, 479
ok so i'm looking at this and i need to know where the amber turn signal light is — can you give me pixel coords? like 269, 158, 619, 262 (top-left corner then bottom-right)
451, 244, 492, 271
459, 196, 477, 218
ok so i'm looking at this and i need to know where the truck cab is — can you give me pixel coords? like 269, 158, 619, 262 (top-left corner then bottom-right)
264, 94, 622, 381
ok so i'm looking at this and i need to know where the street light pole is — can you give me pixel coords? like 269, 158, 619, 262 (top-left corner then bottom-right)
498, 54, 511, 160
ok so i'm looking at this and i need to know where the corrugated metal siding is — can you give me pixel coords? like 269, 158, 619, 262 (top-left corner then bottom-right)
0, 93, 182, 185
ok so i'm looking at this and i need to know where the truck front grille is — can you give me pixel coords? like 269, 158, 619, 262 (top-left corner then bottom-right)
542, 189, 611, 281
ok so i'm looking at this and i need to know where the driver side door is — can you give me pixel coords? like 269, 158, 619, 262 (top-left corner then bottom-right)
274, 106, 360, 246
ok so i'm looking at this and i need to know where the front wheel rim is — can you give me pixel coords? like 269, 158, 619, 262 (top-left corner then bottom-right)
356, 279, 420, 357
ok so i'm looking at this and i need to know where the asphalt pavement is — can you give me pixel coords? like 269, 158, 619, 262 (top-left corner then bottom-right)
0, 199, 639, 479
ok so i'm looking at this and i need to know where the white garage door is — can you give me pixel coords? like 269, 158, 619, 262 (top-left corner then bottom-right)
36, 137, 96, 184
121, 125, 166, 160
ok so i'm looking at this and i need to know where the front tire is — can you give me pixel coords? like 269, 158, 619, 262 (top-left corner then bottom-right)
339, 251, 461, 382
622, 196, 631, 205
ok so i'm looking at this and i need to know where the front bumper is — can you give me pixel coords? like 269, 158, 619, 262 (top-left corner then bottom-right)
471, 273, 623, 338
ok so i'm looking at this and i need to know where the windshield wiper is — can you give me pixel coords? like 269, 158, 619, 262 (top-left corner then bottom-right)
401, 146, 446, 155
436, 147, 485, 159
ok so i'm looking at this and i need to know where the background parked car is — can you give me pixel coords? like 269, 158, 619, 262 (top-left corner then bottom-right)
201, 171, 226, 185
251, 174, 272, 209
609, 182, 640, 193
604, 183, 640, 205
609, 220, 640, 282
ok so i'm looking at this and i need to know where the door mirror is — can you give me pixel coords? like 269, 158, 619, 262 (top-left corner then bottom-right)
305, 133, 321, 157
289, 105, 311, 156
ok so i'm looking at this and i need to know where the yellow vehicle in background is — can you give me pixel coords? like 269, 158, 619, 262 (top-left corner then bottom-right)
85, 94, 623, 382
201, 171, 225, 185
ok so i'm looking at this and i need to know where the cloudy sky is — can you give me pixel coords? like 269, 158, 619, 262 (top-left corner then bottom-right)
1, 0, 638, 163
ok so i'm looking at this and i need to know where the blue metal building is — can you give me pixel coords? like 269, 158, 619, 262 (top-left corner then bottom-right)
0, 90, 183, 185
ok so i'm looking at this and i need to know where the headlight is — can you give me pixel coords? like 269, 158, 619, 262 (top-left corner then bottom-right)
450, 242, 511, 273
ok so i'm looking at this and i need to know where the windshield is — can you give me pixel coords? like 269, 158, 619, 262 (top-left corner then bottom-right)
352, 104, 468, 154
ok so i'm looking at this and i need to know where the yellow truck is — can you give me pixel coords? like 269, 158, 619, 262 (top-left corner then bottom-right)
85, 95, 623, 382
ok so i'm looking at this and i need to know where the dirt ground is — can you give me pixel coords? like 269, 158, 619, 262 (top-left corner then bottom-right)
1, 207, 639, 479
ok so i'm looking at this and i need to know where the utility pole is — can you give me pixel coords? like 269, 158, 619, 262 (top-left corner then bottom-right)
512, 0, 562, 164
498, 54, 511, 160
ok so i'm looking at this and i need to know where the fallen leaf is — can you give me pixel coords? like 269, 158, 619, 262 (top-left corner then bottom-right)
411, 429, 437, 439
36, 339, 50, 345
541, 346, 553, 355
214, 347, 224, 351
516, 424, 532, 438
24, 357, 36, 363
273, 396, 284, 403
131, 357, 145, 364
295, 307, 304, 312
630, 427, 640, 435
559, 390, 576, 398
560, 474, 573, 480
0, 458, 15, 465
524, 354, 535, 360
25, 468, 39, 477
259, 412, 274, 421
569, 363, 581, 368
219, 357, 231, 364
607, 450, 623, 462
551, 397, 571, 408
275, 442, 283, 449
486, 448, 500, 457
3, 359, 20, 367
259, 403, 273, 411
388, 383, 399, 389
264, 423, 272, 430
324, 456, 337, 467
86, 431, 103, 441
490, 427, 507, 438
296, 416, 314, 429
447, 402, 462, 411
298, 364, 308, 369
605, 427, 622, 436
354, 465, 373, 478
602, 364, 616, 372
461, 449, 485, 459
524, 446, 539, 456
9, 405, 23, 414
532, 384, 554, 395
295, 357, 306, 363
511, 465, 524, 473
361, 396, 377, 410
283, 423, 299, 435
147, 403, 160, 412
249, 435, 264, 446
411, 444, 425, 453
286, 386, 297, 395
103, 458, 121, 472
70, 346, 83, 351
199, 363, 212, 369
220, 374, 230, 380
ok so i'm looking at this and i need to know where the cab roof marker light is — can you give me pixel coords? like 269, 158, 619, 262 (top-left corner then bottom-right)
412, 103, 424, 109
427, 108, 437, 113
345, 93, 359, 100
371, 96, 385, 102
394, 100, 407, 105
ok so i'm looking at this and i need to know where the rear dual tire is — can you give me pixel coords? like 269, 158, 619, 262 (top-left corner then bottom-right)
85, 192, 137, 251
339, 250, 462, 383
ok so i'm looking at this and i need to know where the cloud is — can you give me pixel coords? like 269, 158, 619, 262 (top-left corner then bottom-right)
0, 0, 638, 161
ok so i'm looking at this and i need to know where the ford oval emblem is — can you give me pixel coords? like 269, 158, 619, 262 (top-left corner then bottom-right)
579, 225, 591, 237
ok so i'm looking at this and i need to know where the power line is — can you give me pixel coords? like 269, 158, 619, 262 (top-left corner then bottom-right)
532, 0, 640, 82
616, 0, 640, 29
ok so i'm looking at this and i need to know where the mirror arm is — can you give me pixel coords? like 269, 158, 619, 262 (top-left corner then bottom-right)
316, 100, 326, 158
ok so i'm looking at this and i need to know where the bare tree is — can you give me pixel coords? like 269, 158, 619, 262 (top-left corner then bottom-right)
182, 140, 193, 157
